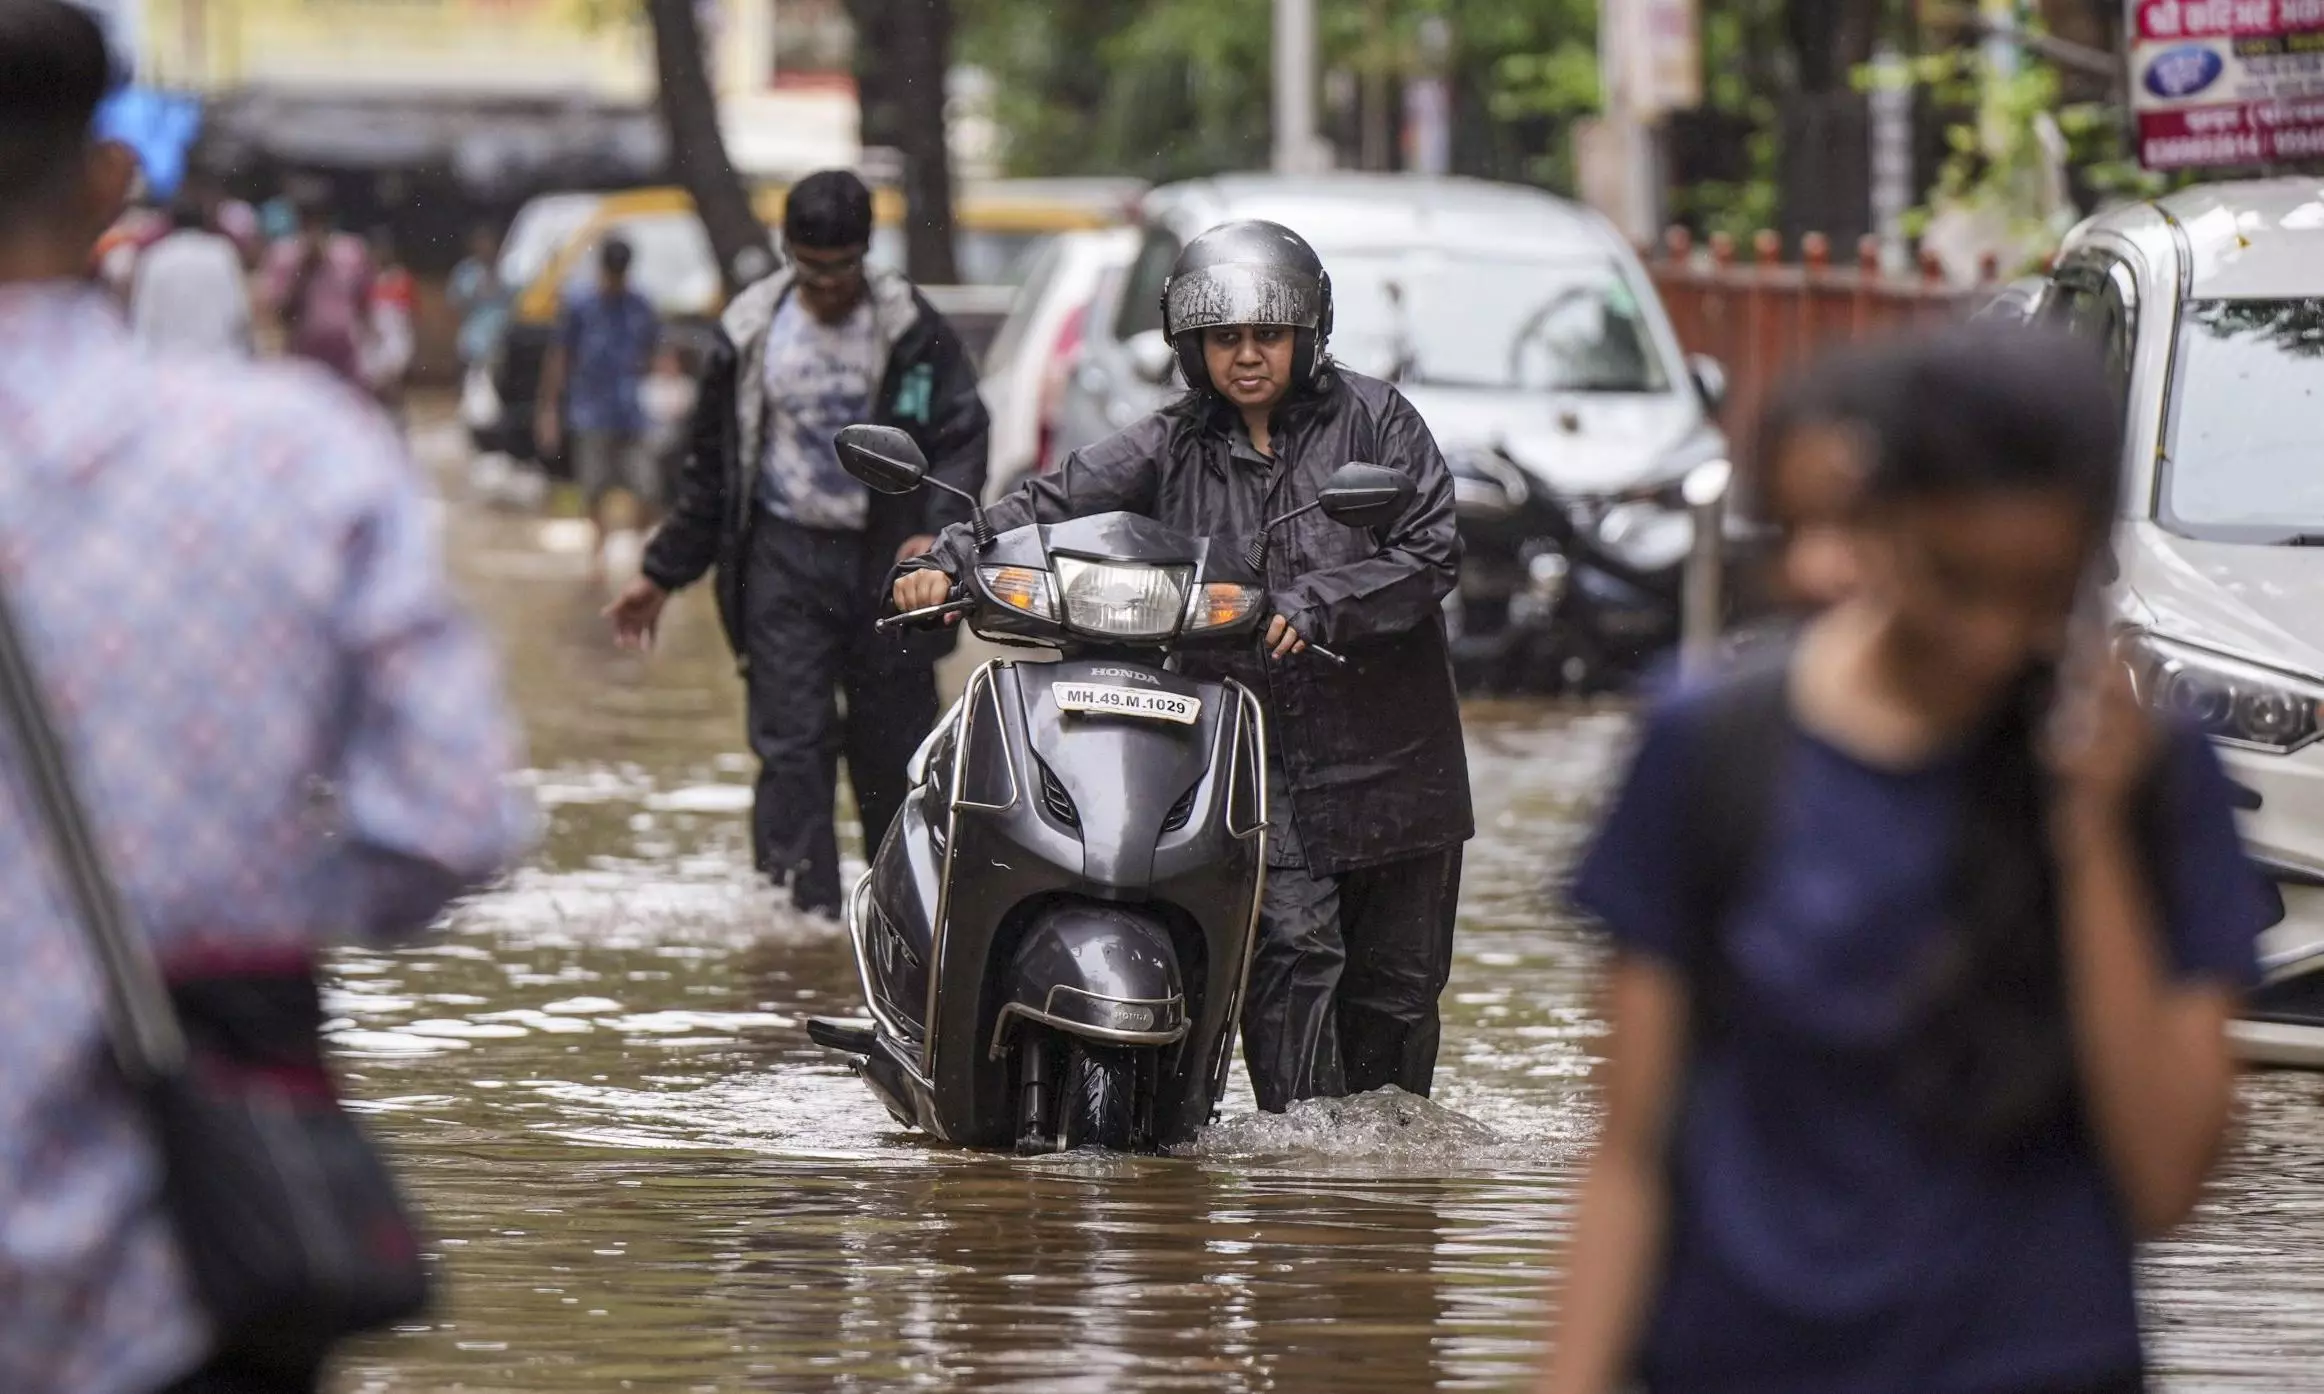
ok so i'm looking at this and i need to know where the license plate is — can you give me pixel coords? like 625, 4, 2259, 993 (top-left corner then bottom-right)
1052, 682, 1201, 725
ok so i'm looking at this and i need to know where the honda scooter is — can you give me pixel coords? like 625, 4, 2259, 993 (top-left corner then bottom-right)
806, 425, 1413, 1152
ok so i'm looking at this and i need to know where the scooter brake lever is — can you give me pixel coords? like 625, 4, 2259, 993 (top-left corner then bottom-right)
1263, 635, 1348, 666
878, 594, 974, 632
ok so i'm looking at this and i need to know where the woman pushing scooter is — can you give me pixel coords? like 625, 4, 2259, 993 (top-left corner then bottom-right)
894, 221, 1472, 1112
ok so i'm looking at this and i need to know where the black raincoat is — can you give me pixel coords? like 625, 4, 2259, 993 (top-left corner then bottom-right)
918, 364, 1475, 875
916, 364, 1475, 1110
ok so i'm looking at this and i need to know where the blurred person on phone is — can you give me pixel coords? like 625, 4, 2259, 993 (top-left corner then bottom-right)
1544, 326, 2273, 1394
0, 3, 527, 1389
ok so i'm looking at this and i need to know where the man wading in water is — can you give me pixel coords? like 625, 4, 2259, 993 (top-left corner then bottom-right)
608, 170, 989, 919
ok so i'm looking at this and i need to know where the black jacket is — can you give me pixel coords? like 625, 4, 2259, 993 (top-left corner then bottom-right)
919, 366, 1474, 874
642, 267, 990, 667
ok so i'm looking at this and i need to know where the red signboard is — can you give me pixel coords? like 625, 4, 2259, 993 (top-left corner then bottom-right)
2131, 0, 2324, 169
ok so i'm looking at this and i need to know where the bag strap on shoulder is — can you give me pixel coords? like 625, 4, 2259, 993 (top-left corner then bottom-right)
1677, 651, 1795, 1046
0, 585, 187, 1079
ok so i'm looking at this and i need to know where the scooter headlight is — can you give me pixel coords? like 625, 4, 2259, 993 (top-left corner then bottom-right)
1596, 501, 1695, 572
1181, 582, 1265, 633
2125, 634, 2324, 754
977, 565, 1057, 621
1053, 558, 1192, 639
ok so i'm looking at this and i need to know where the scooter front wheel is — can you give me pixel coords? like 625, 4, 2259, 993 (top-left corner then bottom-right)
1014, 1030, 1147, 1153
1062, 1041, 1140, 1151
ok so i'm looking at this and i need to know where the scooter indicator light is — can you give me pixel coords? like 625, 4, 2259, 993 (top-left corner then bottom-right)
1184, 582, 1264, 633
978, 565, 1057, 620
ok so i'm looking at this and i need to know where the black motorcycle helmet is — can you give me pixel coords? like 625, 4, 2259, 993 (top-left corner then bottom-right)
1159, 220, 1335, 396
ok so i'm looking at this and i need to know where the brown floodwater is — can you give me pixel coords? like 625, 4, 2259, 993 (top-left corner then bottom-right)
336, 433, 2324, 1391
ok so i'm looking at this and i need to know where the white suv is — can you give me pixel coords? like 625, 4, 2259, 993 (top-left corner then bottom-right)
2034, 178, 2324, 1060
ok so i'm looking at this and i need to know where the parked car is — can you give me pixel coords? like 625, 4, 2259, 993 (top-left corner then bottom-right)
471, 178, 1145, 468
2028, 177, 2324, 1064
1046, 173, 1729, 692
978, 226, 1138, 498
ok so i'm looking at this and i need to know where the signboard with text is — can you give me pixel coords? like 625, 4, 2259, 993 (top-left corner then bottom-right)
2131, 0, 2324, 169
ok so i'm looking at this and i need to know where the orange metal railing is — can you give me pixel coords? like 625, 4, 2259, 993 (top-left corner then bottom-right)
1645, 228, 2000, 434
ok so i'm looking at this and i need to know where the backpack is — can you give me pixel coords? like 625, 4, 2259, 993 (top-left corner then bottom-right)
1673, 653, 1793, 1047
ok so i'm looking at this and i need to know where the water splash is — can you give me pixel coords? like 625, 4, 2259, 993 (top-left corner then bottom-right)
1186, 1087, 1507, 1165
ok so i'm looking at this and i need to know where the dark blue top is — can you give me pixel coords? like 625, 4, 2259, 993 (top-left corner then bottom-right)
1571, 682, 2272, 1394
557, 288, 658, 436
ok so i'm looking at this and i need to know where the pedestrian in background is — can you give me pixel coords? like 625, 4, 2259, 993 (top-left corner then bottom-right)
606, 168, 989, 918
90, 193, 165, 304
536, 236, 660, 577
449, 223, 508, 372
0, 3, 527, 1388
128, 182, 250, 358
362, 229, 415, 419
1544, 326, 2273, 1394
263, 199, 372, 389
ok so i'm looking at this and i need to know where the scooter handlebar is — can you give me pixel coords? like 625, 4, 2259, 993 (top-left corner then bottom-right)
878, 594, 975, 632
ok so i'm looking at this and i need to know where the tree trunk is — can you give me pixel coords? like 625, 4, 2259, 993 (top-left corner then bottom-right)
850, 0, 959, 284
646, 0, 770, 294
1775, 0, 1880, 248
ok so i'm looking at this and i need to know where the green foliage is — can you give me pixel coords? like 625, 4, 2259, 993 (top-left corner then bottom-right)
954, 0, 1601, 188
1863, 31, 2193, 270
1665, 0, 1780, 240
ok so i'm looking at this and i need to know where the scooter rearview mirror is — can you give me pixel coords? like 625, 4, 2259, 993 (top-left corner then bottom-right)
1246, 463, 1414, 570
1318, 462, 1413, 529
835, 424, 929, 495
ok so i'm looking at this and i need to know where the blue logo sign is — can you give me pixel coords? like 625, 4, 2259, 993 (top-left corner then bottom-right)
2145, 46, 2226, 100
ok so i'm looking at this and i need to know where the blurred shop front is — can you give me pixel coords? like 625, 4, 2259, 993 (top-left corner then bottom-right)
133, 0, 862, 377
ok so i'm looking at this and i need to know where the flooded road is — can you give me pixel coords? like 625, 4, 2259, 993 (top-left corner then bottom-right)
338, 446, 2324, 1391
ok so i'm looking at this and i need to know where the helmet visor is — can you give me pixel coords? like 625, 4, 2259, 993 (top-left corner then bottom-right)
1164, 261, 1324, 338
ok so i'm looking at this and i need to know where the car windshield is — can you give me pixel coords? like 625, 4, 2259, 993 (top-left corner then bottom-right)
2164, 298, 2324, 539
561, 213, 723, 317
501, 194, 601, 289
1324, 251, 1670, 393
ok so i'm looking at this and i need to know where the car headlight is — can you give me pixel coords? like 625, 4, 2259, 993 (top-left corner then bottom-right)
1577, 455, 1732, 573
1598, 456, 1732, 506
1181, 581, 1265, 633
1053, 558, 1191, 639
2125, 634, 2324, 753
977, 565, 1057, 621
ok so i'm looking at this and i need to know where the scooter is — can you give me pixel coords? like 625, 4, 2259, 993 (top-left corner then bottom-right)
1446, 447, 1746, 694
805, 425, 1414, 1152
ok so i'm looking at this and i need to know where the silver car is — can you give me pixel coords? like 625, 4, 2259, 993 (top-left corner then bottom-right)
1047, 173, 1728, 690
2003, 178, 2324, 1065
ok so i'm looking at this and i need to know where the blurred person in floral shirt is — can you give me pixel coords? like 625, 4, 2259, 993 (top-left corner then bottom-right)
0, 3, 529, 1390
